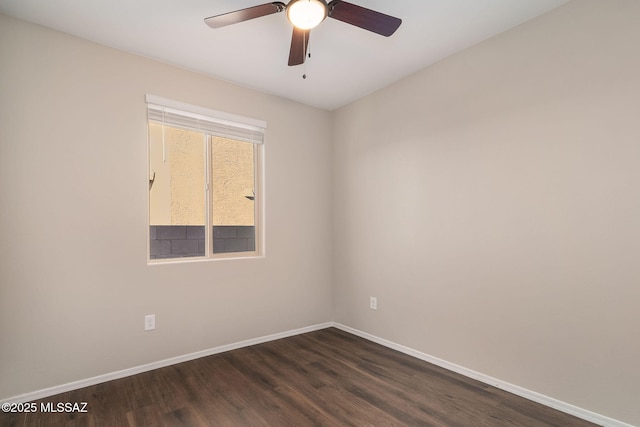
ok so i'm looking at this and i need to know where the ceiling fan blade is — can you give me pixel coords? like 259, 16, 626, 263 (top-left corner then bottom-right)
205, 2, 286, 29
327, 0, 401, 37
288, 27, 310, 66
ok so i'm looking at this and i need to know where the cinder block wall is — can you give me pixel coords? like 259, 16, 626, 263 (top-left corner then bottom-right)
149, 226, 255, 258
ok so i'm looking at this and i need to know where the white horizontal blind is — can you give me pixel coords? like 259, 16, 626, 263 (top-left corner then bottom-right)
146, 95, 266, 144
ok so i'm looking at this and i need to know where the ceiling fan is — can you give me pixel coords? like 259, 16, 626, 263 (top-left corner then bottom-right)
204, 0, 402, 66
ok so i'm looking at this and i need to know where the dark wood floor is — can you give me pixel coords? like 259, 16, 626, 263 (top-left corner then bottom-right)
1, 327, 597, 426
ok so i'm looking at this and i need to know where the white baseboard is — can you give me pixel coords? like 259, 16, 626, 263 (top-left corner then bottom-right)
332, 323, 634, 427
2, 322, 333, 405
3, 321, 633, 427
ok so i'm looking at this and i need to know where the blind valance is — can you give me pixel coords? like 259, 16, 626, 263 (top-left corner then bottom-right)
146, 94, 266, 144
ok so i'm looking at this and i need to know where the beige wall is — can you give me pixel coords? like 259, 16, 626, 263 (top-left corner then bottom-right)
211, 137, 256, 226
149, 124, 206, 226
148, 125, 256, 226
333, 1, 640, 425
0, 12, 333, 400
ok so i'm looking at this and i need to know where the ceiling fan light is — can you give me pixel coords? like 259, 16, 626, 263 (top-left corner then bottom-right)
287, 0, 327, 30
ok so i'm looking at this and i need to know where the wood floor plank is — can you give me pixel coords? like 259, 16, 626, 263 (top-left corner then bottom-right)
0, 328, 598, 426
291, 331, 501, 425
243, 342, 407, 426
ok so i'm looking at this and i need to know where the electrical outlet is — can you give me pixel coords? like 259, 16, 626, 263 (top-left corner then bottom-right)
370, 297, 377, 311
144, 314, 155, 331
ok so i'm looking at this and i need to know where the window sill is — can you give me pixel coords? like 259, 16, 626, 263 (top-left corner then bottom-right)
147, 253, 264, 266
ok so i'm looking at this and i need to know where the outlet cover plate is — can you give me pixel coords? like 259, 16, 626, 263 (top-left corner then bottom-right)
145, 314, 156, 331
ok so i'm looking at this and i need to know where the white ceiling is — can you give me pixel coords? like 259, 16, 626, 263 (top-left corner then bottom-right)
0, 0, 568, 110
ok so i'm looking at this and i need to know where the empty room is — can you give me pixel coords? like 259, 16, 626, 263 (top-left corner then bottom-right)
0, 0, 638, 425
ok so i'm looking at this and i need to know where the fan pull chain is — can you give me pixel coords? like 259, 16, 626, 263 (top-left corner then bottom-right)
303, 32, 310, 79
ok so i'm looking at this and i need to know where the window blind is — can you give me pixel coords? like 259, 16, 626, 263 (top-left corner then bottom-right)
146, 94, 266, 144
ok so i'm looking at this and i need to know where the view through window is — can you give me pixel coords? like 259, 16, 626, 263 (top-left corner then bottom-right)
147, 97, 264, 261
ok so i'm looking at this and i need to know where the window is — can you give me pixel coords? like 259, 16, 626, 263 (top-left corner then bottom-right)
147, 95, 265, 261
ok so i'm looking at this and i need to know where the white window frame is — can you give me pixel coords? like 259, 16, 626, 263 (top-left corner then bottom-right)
146, 94, 266, 264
